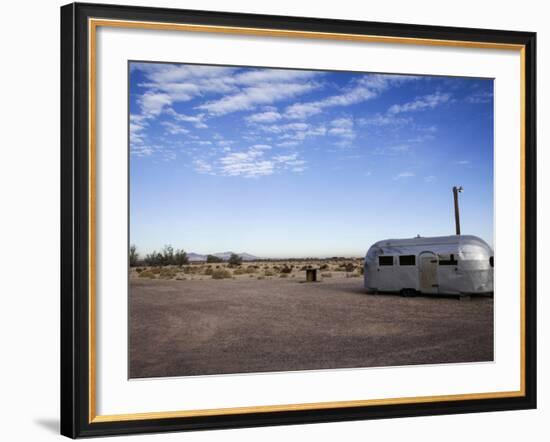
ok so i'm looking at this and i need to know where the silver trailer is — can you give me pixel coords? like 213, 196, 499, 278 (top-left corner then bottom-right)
364, 235, 493, 296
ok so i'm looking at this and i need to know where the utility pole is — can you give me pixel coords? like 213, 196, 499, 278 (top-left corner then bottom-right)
452, 186, 463, 235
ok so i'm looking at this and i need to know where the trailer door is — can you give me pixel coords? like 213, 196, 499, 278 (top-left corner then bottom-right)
419, 252, 439, 294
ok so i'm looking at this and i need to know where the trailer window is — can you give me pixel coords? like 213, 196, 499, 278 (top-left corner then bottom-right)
489, 256, 494, 267
399, 255, 416, 266
378, 256, 394, 266
439, 254, 458, 265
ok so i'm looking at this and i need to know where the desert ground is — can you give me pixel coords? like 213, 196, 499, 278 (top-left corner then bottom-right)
129, 260, 494, 378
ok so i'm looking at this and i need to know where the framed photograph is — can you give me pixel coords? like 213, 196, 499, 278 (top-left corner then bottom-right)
60, 2, 536, 438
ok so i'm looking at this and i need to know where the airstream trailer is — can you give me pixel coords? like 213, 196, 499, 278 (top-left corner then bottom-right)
364, 235, 493, 296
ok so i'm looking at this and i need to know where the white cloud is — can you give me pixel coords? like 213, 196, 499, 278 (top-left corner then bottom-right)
424, 175, 437, 183
246, 110, 282, 123
194, 159, 214, 174
393, 171, 415, 180
465, 90, 493, 104
360, 113, 411, 127
197, 82, 318, 116
328, 117, 355, 140
161, 121, 189, 135
219, 149, 274, 177
277, 141, 300, 148
457, 160, 470, 165
256, 121, 327, 143
373, 144, 411, 156
285, 74, 420, 119
129, 115, 146, 144
131, 63, 322, 127
193, 146, 307, 178
138, 92, 172, 118
167, 109, 208, 128
234, 69, 318, 85
133, 63, 237, 85
388, 91, 451, 115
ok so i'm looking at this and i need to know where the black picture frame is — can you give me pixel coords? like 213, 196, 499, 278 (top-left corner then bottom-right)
61, 2, 537, 438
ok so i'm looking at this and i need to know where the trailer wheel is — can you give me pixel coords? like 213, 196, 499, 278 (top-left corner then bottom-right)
400, 288, 416, 297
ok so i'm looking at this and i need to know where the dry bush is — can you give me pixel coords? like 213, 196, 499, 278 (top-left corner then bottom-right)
211, 269, 232, 279
319, 263, 329, 270
264, 270, 275, 277
139, 270, 156, 279
338, 263, 356, 272
279, 273, 288, 278
279, 265, 293, 274
321, 272, 333, 278
158, 268, 178, 279
203, 266, 214, 275
257, 276, 265, 280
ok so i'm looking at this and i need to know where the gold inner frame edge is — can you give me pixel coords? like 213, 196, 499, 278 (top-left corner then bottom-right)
87, 18, 527, 423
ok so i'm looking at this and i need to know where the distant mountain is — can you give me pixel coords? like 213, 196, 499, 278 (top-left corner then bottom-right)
187, 253, 207, 262
187, 251, 260, 262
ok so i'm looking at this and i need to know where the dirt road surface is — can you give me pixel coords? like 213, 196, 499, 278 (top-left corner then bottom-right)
129, 277, 493, 378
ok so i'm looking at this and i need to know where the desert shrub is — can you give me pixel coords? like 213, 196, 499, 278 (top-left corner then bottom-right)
228, 253, 243, 267
175, 276, 187, 281
150, 267, 162, 274
206, 254, 223, 263
174, 249, 189, 266
319, 263, 329, 270
161, 245, 175, 266
144, 251, 163, 267
346, 272, 361, 278
300, 265, 312, 271
321, 272, 333, 278
129, 245, 139, 267
279, 265, 293, 274
257, 276, 265, 280
159, 267, 178, 279
183, 265, 201, 274
135, 267, 144, 273
232, 267, 248, 275
139, 270, 156, 279
339, 263, 356, 272
279, 273, 288, 278
264, 270, 275, 277
211, 269, 232, 279
203, 266, 214, 275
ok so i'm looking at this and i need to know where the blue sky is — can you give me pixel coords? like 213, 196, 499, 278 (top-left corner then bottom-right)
129, 62, 493, 258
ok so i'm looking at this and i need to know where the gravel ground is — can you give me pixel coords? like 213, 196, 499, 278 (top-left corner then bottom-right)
129, 277, 493, 378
